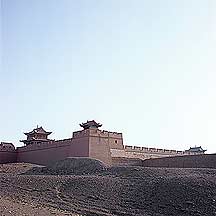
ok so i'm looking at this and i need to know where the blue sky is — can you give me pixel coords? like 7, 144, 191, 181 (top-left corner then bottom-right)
1, 0, 216, 153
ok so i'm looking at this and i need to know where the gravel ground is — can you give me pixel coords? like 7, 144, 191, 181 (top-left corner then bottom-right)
0, 159, 216, 216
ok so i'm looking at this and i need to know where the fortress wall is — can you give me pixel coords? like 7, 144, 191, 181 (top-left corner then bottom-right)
110, 148, 174, 160
73, 129, 90, 138
17, 139, 74, 165
123, 145, 186, 156
0, 151, 17, 164
87, 129, 124, 164
110, 149, 127, 158
107, 134, 124, 150
98, 130, 124, 150
17, 138, 74, 151
111, 145, 192, 161
17, 145, 70, 165
16, 134, 90, 165
70, 136, 89, 157
17, 138, 88, 165
89, 135, 112, 165
112, 157, 143, 166
0, 142, 17, 164
142, 154, 216, 169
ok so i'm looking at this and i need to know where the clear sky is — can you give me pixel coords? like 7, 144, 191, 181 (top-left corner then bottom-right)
1, 0, 216, 153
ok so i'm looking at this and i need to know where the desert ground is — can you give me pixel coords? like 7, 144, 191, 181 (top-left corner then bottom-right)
0, 158, 216, 216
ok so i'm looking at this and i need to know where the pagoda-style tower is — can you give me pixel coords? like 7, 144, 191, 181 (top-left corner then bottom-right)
80, 120, 102, 130
20, 126, 52, 145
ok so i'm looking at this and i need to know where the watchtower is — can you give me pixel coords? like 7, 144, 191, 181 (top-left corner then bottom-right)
20, 126, 52, 145
80, 120, 102, 129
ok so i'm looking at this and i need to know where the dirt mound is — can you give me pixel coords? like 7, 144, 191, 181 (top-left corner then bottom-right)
0, 163, 41, 175
24, 157, 107, 175
1, 163, 216, 215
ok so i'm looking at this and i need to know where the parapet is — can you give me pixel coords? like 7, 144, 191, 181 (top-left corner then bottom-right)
102, 130, 122, 138
17, 138, 73, 152
72, 129, 90, 138
73, 128, 123, 139
124, 145, 185, 155
91, 129, 122, 138
124, 145, 133, 150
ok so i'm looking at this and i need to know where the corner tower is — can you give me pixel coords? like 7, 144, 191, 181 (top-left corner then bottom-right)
72, 120, 123, 164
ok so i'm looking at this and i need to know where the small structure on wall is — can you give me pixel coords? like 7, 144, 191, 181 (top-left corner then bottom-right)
20, 126, 53, 145
80, 120, 102, 129
0, 142, 15, 151
185, 146, 207, 154
0, 142, 17, 163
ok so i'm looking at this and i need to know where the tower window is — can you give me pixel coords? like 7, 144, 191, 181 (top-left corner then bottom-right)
115, 140, 118, 144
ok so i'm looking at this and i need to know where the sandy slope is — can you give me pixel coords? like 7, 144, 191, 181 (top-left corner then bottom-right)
0, 196, 77, 216
0, 161, 216, 216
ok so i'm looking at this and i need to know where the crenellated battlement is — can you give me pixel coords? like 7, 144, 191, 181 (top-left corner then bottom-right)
101, 130, 122, 135
73, 128, 122, 139
17, 138, 73, 152
123, 145, 201, 155
100, 130, 122, 139
73, 129, 90, 138
124, 145, 183, 153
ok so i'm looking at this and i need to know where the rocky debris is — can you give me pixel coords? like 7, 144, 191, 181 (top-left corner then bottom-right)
0, 160, 216, 216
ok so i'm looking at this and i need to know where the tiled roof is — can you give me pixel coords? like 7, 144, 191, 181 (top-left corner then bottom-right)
188, 146, 206, 152
80, 120, 102, 129
24, 126, 52, 135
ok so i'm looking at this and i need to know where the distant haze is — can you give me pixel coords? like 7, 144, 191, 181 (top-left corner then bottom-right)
1, 0, 216, 153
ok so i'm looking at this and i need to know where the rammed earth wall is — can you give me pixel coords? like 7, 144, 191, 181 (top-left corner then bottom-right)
16, 138, 89, 166
142, 154, 216, 169
0, 151, 17, 164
